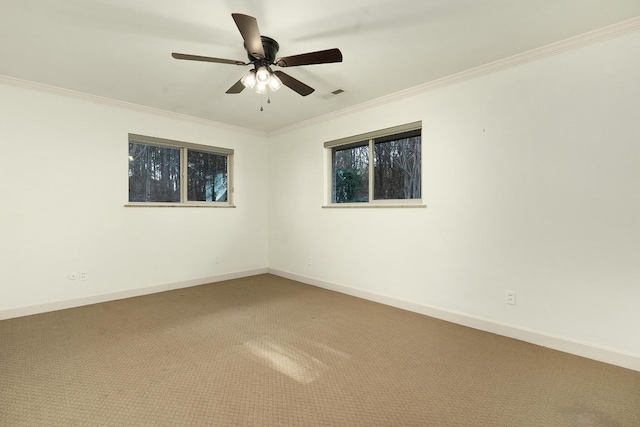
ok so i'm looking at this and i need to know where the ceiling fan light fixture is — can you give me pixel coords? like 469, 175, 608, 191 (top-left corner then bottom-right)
241, 70, 256, 89
255, 66, 271, 85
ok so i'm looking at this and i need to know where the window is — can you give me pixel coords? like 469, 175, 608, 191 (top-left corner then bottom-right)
128, 134, 233, 206
325, 122, 422, 206
333, 142, 369, 203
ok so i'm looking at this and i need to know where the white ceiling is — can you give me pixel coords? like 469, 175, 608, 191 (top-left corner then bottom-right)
2, 0, 639, 133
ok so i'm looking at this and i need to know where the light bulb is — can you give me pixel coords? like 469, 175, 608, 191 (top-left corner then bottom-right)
269, 73, 282, 91
255, 82, 268, 94
255, 66, 271, 85
241, 70, 256, 89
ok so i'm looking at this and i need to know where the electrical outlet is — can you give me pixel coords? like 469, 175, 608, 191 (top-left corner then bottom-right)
80, 271, 87, 281
215, 256, 220, 264
307, 257, 312, 265
505, 290, 516, 305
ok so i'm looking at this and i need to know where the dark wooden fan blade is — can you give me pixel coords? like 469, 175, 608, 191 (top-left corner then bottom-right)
172, 52, 246, 65
226, 79, 246, 94
231, 13, 265, 60
273, 71, 314, 96
275, 48, 342, 67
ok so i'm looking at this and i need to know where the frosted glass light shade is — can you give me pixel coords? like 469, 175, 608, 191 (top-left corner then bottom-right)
255, 82, 268, 94
255, 67, 271, 85
241, 70, 256, 89
268, 73, 282, 91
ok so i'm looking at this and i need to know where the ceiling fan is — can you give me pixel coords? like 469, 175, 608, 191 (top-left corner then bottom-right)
172, 13, 343, 97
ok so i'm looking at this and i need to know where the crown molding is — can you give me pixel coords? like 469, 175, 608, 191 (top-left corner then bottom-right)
0, 74, 267, 137
270, 16, 640, 137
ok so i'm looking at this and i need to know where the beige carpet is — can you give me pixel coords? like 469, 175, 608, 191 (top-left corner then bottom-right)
1, 274, 639, 426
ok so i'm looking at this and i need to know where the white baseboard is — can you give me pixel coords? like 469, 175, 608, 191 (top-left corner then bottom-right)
0, 268, 268, 321
268, 268, 640, 373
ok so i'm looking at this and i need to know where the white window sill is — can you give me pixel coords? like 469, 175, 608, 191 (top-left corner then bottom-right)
322, 202, 426, 209
125, 203, 236, 208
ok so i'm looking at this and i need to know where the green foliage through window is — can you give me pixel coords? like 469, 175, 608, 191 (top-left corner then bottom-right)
333, 144, 369, 203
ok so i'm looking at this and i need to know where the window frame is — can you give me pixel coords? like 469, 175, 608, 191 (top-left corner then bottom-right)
324, 122, 424, 208
127, 133, 234, 208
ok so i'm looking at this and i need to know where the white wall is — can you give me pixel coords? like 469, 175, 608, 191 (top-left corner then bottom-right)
0, 83, 269, 312
268, 31, 640, 358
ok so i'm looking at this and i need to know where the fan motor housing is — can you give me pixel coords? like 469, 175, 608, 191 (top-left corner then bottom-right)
246, 36, 279, 63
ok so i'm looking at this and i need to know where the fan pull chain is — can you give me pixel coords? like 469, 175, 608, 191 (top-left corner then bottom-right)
259, 92, 272, 111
